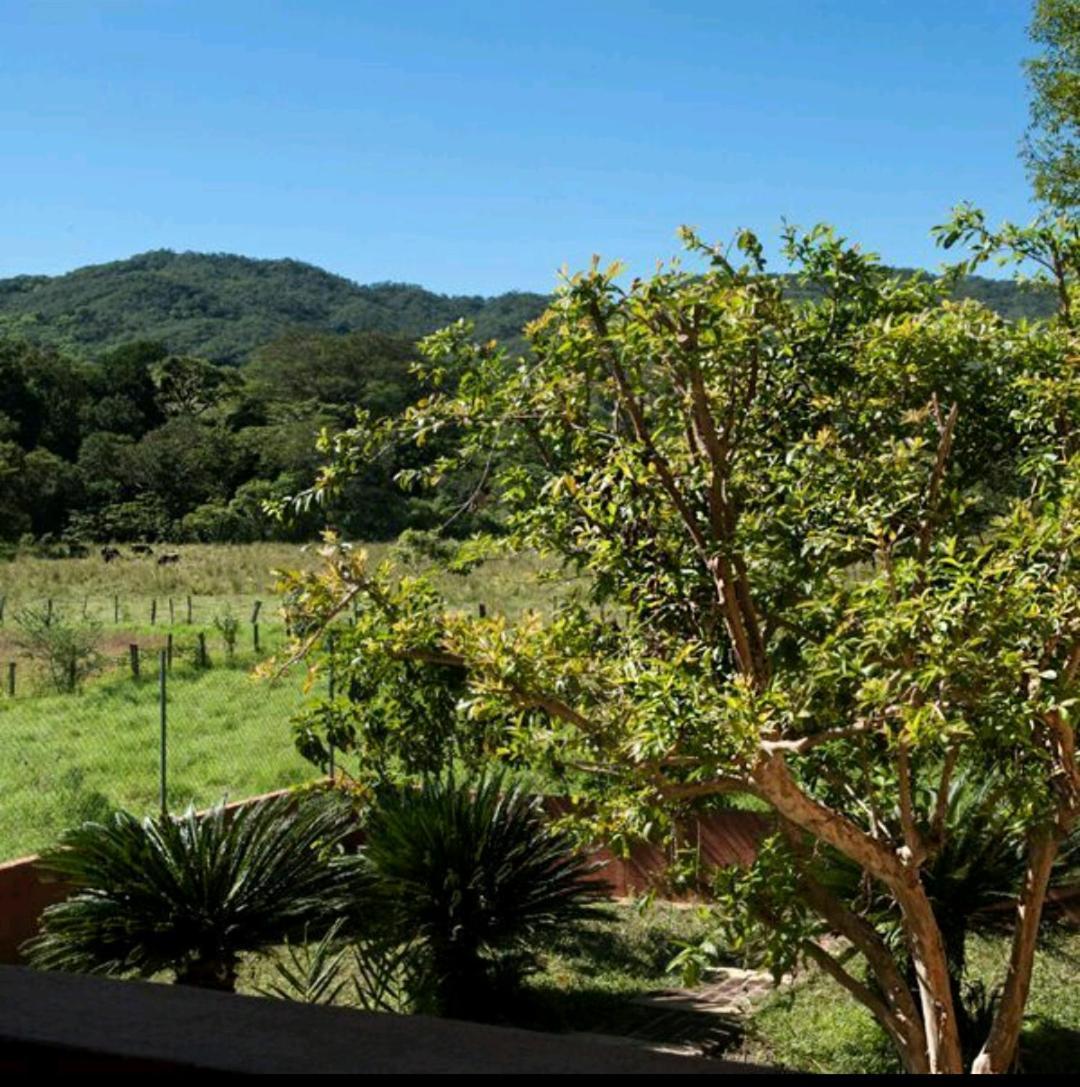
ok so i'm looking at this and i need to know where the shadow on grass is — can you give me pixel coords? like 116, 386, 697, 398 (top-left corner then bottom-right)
1018, 1017, 1080, 1074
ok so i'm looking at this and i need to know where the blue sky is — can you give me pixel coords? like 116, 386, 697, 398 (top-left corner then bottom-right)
1, 1, 1039, 294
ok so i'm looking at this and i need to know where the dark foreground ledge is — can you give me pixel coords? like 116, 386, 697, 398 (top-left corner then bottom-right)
0, 966, 771, 1074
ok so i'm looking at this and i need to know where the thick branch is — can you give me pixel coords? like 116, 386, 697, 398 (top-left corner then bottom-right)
972, 827, 1061, 1074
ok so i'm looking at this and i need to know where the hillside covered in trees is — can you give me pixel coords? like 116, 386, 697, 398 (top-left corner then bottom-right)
0, 250, 550, 362
0, 248, 1060, 549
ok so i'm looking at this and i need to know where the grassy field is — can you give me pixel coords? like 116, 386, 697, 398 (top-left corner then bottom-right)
0, 542, 561, 860
0, 541, 558, 629
0, 649, 315, 860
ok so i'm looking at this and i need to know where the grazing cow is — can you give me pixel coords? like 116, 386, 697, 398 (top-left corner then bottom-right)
157, 552, 181, 566
131, 543, 154, 556
101, 546, 121, 563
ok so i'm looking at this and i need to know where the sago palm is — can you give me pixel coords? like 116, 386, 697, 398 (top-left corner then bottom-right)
25, 792, 356, 991
360, 771, 608, 1019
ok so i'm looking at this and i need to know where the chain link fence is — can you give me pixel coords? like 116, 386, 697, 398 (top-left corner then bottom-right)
0, 601, 323, 862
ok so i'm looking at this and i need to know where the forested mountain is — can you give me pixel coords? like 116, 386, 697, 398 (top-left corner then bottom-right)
0, 249, 1056, 363
0, 250, 550, 362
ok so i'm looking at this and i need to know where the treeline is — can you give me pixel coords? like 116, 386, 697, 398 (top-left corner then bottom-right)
0, 248, 1058, 549
0, 330, 487, 547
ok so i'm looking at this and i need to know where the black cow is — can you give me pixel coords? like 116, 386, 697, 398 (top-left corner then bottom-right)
131, 543, 154, 556
101, 546, 121, 563
157, 552, 181, 566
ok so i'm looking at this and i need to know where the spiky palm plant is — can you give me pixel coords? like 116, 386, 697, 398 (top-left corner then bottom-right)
25, 793, 356, 991
361, 771, 607, 1019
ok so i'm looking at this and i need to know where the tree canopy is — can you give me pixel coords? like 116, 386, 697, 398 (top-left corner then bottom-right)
278, 216, 1080, 1073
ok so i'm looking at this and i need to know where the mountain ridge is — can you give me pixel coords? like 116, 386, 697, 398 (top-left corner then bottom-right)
0, 248, 1057, 363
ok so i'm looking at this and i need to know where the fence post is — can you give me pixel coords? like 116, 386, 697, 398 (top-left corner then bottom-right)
169, 597, 175, 625
187, 595, 193, 624
150, 598, 157, 626
198, 632, 208, 668
251, 600, 262, 624
327, 630, 336, 783
252, 622, 260, 654
129, 643, 140, 679
6, 662, 14, 697
46, 598, 53, 626
159, 650, 168, 816
166, 632, 174, 670
114, 594, 119, 623
0, 594, 5, 624
478, 602, 487, 618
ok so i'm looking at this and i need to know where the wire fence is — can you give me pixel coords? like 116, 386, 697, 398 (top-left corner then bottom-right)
0, 613, 324, 863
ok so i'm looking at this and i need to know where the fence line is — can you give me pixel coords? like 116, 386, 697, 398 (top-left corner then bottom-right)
0, 622, 326, 863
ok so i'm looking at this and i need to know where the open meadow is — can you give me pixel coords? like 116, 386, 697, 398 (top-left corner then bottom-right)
0, 542, 559, 859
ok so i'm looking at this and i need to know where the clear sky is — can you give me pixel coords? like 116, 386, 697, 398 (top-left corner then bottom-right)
0, 1, 1040, 295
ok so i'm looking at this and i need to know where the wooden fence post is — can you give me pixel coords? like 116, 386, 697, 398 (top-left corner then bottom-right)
129, 643, 140, 679
6, 662, 14, 697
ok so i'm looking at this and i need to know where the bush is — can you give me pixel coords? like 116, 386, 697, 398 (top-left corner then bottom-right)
213, 606, 240, 659
13, 604, 103, 693
25, 793, 357, 991
359, 771, 608, 1019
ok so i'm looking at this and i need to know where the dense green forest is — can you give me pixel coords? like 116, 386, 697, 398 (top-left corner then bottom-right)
0, 249, 1058, 547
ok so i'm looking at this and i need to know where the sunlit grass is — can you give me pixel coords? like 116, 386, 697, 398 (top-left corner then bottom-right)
0, 655, 314, 860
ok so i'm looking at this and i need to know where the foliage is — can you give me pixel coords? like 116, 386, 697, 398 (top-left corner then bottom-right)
277, 216, 1080, 1071
0, 249, 548, 362
0, 245, 1059, 545
357, 771, 607, 1019
255, 919, 351, 1005
1025, 0, 1080, 209
25, 793, 356, 991
213, 605, 240, 659
13, 604, 102, 693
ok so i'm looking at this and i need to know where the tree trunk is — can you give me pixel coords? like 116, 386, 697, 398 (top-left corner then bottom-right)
971, 828, 1060, 1074
175, 954, 239, 992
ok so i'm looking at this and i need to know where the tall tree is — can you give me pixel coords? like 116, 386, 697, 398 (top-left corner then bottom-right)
279, 222, 1080, 1074
1025, 0, 1080, 208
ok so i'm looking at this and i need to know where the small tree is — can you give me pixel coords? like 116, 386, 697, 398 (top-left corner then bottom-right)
213, 606, 240, 660
14, 604, 102, 693
276, 219, 1080, 1073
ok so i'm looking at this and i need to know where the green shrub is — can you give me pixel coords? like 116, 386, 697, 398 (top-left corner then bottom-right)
359, 771, 608, 1019
13, 604, 103, 692
25, 793, 356, 991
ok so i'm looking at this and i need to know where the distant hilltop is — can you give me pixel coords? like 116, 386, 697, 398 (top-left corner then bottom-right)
0, 248, 1056, 362
0, 249, 550, 362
